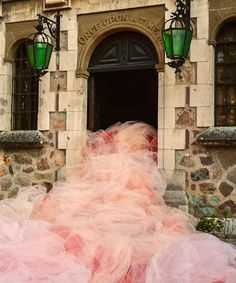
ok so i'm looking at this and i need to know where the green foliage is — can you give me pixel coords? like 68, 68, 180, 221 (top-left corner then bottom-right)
196, 208, 234, 238
196, 216, 224, 235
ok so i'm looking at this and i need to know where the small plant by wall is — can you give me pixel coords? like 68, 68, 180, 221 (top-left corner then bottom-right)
196, 208, 236, 245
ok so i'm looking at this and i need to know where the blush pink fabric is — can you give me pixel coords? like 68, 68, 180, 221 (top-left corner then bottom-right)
0, 122, 235, 283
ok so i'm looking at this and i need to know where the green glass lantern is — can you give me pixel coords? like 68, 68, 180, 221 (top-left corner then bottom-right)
26, 22, 53, 77
162, 1, 193, 73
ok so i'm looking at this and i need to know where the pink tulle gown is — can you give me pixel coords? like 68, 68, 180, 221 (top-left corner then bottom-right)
0, 122, 235, 283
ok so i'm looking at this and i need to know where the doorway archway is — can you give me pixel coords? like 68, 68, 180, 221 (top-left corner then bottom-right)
87, 31, 158, 131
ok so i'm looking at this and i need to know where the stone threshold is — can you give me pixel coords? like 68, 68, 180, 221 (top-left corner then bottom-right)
0, 130, 47, 148
197, 127, 236, 146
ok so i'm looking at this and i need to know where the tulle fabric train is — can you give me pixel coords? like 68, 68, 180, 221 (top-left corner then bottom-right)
0, 121, 235, 283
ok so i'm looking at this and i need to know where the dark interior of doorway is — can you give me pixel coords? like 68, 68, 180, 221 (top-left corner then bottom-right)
88, 69, 158, 131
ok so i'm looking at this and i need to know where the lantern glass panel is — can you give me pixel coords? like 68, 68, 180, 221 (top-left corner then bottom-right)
26, 42, 35, 68
162, 29, 173, 58
172, 29, 186, 57
163, 28, 193, 59
26, 41, 53, 72
183, 30, 193, 57
34, 42, 48, 70
44, 44, 53, 69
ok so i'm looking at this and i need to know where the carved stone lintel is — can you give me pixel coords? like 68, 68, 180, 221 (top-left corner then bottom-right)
43, 0, 71, 11
77, 5, 165, 74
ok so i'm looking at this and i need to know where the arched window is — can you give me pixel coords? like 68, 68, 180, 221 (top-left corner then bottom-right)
12, 42, 39, 130
215, 21, 236, 126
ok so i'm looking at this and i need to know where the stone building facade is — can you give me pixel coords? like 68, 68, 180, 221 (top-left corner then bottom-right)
0, 0, 235, 218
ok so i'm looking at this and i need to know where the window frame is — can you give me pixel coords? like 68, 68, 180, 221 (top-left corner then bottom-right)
215, 20, 236, 127
11, 42, 39, 131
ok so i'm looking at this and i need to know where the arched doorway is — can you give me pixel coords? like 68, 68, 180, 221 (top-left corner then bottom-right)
87, 31, 158, 131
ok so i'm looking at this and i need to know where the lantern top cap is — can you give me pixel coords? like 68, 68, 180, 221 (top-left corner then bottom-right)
163, 17, 193, 31
35, 23, 44, 33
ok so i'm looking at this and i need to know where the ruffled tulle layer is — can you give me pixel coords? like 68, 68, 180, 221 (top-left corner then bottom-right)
0, 214, 90, 283
0, 122, 235, 282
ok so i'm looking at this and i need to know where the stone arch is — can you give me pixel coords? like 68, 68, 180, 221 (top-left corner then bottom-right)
209, 14, 236, 46
76, 6, 165, 77
5, 20, 37, 62
5, 38, 28, 62
77, 25, 164, 77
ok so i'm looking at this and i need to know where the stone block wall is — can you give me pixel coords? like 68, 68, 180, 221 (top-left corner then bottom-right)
0, 131, 65, 199
176, 136, 236, 217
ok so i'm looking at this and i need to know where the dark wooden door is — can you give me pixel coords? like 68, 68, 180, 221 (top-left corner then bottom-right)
88, 32, 158, 131
89, 69, 157, 130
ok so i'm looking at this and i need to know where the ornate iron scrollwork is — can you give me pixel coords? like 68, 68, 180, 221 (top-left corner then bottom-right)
171, 0, 191, 28
37, 12, 62, 51
172, 1, 188, 19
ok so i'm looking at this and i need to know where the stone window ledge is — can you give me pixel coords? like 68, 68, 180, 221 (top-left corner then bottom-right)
197, 127, 236, 146
0, 131, 47, 148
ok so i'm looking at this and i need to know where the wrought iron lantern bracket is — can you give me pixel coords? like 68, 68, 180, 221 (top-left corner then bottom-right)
37, 11, 62, 51
26, 11, 62, 77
